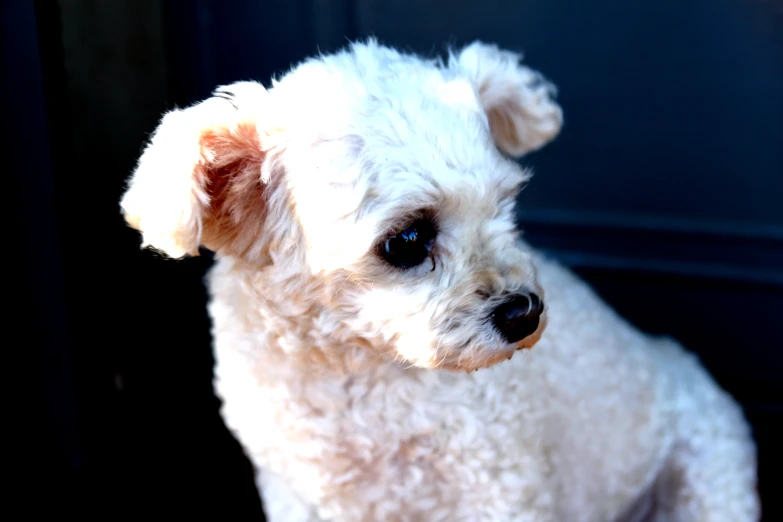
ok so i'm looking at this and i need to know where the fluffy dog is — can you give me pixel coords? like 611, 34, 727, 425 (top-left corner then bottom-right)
120, 40, 759, 521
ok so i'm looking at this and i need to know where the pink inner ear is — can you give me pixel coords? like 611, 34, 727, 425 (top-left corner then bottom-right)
487, 92, 563, 158
197, 122, 269, 259
487, 102, 523, 156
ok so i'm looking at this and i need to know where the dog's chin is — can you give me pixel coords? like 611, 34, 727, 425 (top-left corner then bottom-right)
409, 315, 548, 373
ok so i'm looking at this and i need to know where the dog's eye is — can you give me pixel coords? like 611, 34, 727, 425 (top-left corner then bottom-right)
380, 219, 437, 269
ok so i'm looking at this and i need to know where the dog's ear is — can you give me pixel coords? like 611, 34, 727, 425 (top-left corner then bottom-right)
121, 81, 279, 261
450, 41, 563, 157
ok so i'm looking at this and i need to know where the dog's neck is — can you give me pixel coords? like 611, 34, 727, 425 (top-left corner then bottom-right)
211, 255, 403, 380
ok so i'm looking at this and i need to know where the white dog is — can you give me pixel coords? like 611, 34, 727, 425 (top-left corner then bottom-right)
120, 40, 759, 521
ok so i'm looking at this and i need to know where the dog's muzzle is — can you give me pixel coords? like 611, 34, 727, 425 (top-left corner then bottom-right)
490, 293, 544, 343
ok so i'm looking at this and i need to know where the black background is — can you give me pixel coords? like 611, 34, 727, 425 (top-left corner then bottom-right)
8, 0, 782, 519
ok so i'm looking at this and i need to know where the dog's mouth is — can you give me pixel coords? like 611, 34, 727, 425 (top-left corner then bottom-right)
514, 312, 546, 351
430, 312, 547, 373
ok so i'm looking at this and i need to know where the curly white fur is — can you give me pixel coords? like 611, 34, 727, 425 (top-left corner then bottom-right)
120, 40, 759, 521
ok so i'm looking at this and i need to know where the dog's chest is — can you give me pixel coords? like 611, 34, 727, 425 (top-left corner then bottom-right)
214, 334, 552, 519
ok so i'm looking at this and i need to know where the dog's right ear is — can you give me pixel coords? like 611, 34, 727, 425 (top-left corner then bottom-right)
450, 42, 563, 157
121, 82, 278, 261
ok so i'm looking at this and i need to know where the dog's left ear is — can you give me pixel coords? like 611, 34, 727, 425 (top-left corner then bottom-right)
450, 42, 563, 157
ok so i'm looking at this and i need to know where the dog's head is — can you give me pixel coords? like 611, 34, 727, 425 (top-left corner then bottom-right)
121, 40, 562, 371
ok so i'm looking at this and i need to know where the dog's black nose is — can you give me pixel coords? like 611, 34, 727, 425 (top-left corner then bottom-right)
491, 293, 544, 343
